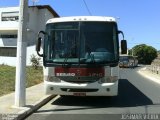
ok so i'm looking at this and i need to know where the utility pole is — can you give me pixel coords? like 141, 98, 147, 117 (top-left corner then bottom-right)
132, 48, 134, 56
15, 0, 28, 107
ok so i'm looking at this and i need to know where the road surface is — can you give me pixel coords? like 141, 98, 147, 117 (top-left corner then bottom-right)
26, 67, 160, 120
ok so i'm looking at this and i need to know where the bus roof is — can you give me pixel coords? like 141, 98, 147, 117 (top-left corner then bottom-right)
46, 16, 117, 24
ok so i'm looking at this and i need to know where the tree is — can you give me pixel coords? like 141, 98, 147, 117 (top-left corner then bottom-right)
30, 54, 41, 69
130, 44, 157, 64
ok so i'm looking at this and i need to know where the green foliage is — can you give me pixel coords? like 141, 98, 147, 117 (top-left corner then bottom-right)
131, 44, 157, 64
0, 65, 43, 96
128, 49, 132, 55
0, 65, 15, 96
26, 66, 43, 87
30, 54, 41, 69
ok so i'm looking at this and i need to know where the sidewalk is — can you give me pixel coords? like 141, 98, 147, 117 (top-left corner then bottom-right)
138, 66, 160, 84
0, 83, 55, 120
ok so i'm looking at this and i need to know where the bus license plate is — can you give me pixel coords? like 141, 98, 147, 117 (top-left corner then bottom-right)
73, 93, 86, 96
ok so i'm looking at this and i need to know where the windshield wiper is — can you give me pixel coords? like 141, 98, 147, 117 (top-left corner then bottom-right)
62, 53, 71, 67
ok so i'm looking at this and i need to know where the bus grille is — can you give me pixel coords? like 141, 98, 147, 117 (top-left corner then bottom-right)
58, 76, 100, 84
61, 88, 98, 92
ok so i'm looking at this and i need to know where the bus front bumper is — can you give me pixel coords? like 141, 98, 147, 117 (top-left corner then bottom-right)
44, 80, 118, 96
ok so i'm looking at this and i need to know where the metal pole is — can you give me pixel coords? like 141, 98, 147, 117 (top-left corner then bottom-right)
132, 48, 133, 56
15, 0, 28, 107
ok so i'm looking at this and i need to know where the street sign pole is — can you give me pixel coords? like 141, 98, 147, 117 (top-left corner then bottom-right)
15, 0, 28, 107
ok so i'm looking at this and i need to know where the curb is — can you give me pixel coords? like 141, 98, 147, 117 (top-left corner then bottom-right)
15, 95, 55, 120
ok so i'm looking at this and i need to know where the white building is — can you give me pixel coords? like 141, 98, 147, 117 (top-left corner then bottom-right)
0, 5, 59, 66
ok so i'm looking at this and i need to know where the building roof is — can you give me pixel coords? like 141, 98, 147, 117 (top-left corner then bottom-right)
29, 5, 59, 17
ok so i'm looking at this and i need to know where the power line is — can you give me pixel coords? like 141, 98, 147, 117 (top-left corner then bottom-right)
82, 0, 92, 16
32, 0, 39, 6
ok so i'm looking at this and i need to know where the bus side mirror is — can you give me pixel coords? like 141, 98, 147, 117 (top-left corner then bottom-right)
36, 37, 42, 52
118, 30, 127, 54
121, 40, 127, 54
36, 31, 45, 57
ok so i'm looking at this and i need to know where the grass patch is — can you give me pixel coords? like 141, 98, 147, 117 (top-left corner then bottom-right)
0, 65, 43, 96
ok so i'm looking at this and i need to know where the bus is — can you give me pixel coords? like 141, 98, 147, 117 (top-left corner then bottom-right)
36, 16, 127, 96
119, 55, 138, 68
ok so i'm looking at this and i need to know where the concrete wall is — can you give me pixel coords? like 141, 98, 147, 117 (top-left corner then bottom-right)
0, 45, 41, 66
0, 7, 19, 29
0, 6, 56, 66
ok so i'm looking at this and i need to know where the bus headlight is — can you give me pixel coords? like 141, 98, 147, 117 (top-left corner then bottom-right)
45, 76, 61, 83
98, 76, 118, 84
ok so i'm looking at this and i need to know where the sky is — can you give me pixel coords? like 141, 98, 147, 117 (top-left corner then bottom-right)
0, 0, 160, 50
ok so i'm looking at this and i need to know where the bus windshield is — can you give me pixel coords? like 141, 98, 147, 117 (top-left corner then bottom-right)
44, 22, 119, 66
119, 56, 129, 62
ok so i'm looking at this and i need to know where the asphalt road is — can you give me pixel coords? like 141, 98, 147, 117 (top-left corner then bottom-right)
26, 67, 160, 120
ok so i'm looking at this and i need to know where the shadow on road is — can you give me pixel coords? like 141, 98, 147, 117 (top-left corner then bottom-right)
51, 79, 153, 108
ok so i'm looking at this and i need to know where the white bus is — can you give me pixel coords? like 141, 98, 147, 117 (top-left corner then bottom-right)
119, 55, 138, 68
36, 16, 127, 96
